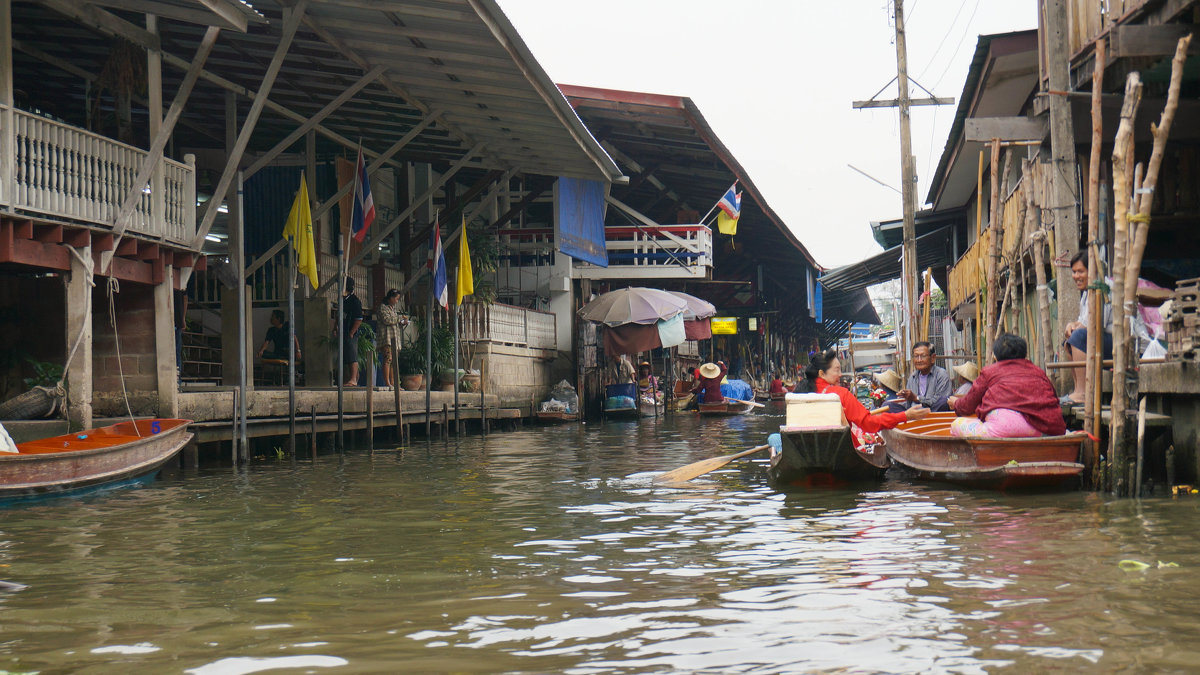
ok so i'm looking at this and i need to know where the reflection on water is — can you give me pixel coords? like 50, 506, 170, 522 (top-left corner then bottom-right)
1, 408, 1200, 673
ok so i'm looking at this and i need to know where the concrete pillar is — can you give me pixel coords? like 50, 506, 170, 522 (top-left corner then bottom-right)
549, 252, 573, 353
221, 285, 252, 388
155, 265, 178, 417
304, 296, 331, 386
65, 247, 92, 430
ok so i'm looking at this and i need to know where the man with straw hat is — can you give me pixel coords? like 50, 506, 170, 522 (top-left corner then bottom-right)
693, 361, 727, 404
873, 369, 905, 413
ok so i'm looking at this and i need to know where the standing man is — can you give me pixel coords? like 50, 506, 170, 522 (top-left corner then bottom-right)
342, 276, 363, 385
897, 341, 952, 412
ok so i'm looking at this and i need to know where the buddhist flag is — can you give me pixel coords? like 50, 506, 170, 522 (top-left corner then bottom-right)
456, 219, 474, 306
282, 173, 319, 289
717, 210, 739, 236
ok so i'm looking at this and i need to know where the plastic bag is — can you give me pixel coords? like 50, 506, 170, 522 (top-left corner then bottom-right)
548, 379, 579, 412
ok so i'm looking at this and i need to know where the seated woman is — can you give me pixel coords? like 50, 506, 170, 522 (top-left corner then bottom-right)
873, 368, 906, 413
951, 361, 979, 397
950, 333, 1067, 438
768, 375, 786, 395
635, 361, 661, 402
794, 350, 928, 448
693, 361, 727, 404
257, 309, 300, 361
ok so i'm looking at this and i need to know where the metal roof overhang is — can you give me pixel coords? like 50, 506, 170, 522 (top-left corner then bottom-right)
926, 31, 1040, 211
17, 0, 622, 182
820, 226, 954, 295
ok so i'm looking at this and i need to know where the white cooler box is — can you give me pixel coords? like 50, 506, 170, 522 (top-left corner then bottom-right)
783, 392, 844, 428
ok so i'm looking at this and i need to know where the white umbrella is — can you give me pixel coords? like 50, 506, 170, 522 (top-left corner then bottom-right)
666, 291, 716, 321
578, 287, 688, 326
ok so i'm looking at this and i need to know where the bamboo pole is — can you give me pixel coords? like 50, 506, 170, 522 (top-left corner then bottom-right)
1026, 160, 1054, 371
392, 335, 403, 443
985, 138, 1002, 357
366, 347, 374, 450
1109, 71, 1142, 495
1084, 39, 1107, 487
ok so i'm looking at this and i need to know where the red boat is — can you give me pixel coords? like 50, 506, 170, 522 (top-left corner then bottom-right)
882, 412, 1085, 490
698, 399, 757, 417
4, 419, 193, 497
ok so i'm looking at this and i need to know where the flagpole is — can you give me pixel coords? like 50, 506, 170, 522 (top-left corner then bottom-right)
698, 180, 738, 225
337, 240, 346, 450
454, 293, 460, 437
288, 232, 297, 456
425, 210, 438, 440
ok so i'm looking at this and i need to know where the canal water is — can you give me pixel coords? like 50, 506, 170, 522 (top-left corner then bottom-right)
2, 405, 1200, 673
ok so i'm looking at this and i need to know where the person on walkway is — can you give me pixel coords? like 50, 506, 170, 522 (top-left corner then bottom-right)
341, 276, 363, 386
377, 288, 407, 390
951, 333, 1066, 438
897, 341, 952, 412
950, 361, 979, 399
694, 361, 727, 404
794, 350, 928, 448
1063, 250, 1113, 404
257, 309, 301, 362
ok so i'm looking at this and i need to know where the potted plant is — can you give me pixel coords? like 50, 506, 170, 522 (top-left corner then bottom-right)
431, 323, 457, 390
394, 344, 426, 391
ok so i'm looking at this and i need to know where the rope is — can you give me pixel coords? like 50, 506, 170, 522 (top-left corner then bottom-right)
106, 278, 142, 437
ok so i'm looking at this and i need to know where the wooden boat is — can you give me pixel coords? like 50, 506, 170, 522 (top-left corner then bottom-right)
882, 412, 1085, 490
535, 410, 578, 424
768, 425, 888, 488
698, 398, 756, 417
639, 396, 664, 417
769, 391, 788, 402
4, 418, 193, 497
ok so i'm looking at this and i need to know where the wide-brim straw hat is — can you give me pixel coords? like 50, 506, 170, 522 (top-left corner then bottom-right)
953, 361, 980, 382
699, 362, 721, 379
875, 369, 902, 393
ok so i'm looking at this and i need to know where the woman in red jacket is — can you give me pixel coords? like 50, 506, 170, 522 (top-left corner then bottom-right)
795, 350, 929, 448
949, 333, 1066, 438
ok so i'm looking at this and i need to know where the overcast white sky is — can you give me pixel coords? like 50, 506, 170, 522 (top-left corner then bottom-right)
495, 0, 1039, 269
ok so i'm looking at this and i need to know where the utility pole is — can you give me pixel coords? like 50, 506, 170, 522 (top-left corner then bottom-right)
853, 0, 953, 378
1044, 0, 1080, 365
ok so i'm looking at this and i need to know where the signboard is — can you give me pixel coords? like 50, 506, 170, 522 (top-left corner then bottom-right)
710, 317, 738, 335
747, 317, 758, 332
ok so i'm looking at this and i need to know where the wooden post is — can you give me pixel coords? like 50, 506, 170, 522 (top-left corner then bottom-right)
481, 356, 488, 435
1109, 72, 1142, 495
442, 403, 448, 442
893, 0, 919, 377
230, 388, 239, 464
366, 348, 375, 449
1084, 38, 1108, 487
310, 404, 316, 458
1045, 0, 1081, 363
392, 336, 403, 443
986, 138, 1002, 356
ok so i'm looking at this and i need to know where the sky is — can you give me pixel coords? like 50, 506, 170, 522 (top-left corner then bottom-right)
495, 0, 1039, 269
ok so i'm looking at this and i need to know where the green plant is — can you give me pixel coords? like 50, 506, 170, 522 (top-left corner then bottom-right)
394, 344, 425, 375
356, 322, 377, 373
23, 358, 63, 389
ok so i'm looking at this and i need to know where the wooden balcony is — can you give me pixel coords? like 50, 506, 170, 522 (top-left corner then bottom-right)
1, 106, 196, 245
460, 302, 556, 350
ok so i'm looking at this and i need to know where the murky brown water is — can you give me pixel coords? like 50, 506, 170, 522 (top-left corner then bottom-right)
2, 405, 1200, 673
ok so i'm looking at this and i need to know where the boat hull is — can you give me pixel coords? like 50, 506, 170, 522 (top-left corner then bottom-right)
882, 412, 1084, 490
6, 419, 193, 497
698, 400, 755, 417
769, 425, 887, 488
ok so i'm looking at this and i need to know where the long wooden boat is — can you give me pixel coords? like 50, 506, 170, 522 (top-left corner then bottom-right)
698, 399, 756, 417
769, 391, 788, 402
882, 412, 1085, 490
535, 410, 578, 424
4, 418, 193, 497
768, 425, 888, 488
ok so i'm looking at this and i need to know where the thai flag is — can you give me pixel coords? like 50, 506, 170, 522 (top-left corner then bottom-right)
428, 223, 448, 308
717, 183, 741, 220
351, 147, 375, 243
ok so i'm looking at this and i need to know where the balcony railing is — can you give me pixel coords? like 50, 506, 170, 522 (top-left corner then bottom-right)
460, 302, 556, 350
497, 224, 712, 280
1, 106, 196, 244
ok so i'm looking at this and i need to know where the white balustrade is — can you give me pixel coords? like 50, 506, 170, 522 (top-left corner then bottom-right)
1, 108, 196, 244
497, 224, 713, 280
459, 302, 556, 350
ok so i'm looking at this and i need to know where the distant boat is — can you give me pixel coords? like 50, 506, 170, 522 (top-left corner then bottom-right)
850, 338, 897, 371
2, 419, 192, 498
883, 412, 1085, 490
535, 410, 578, 424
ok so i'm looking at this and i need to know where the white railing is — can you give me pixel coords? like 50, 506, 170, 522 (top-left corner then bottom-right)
497, 224, 712, 280
318, 253, 370, 308
460, 302, 556, 350
2, 107, 195, 244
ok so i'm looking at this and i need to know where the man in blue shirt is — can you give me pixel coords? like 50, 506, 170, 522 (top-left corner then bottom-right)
898, 341, 952, 412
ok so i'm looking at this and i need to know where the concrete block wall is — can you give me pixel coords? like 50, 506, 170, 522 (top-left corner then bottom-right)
475, 343, 557, 411
92, 283, 158, 415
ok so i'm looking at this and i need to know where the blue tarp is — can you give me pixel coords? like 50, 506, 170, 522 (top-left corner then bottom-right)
720, 379, 754, 401
815, 280, 824, 323
555, 177, 608, 267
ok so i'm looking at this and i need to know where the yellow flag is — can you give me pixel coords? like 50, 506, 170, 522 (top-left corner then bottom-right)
456, 219, 474, 305
717, 210, 738, 236
282, 173, 319, 289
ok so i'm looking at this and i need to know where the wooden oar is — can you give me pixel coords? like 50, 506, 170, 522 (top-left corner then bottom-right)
729, 398, 765, 408
654, 445, 770, 484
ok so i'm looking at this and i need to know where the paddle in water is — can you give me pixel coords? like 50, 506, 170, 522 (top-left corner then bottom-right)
654, 445, 770, 484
